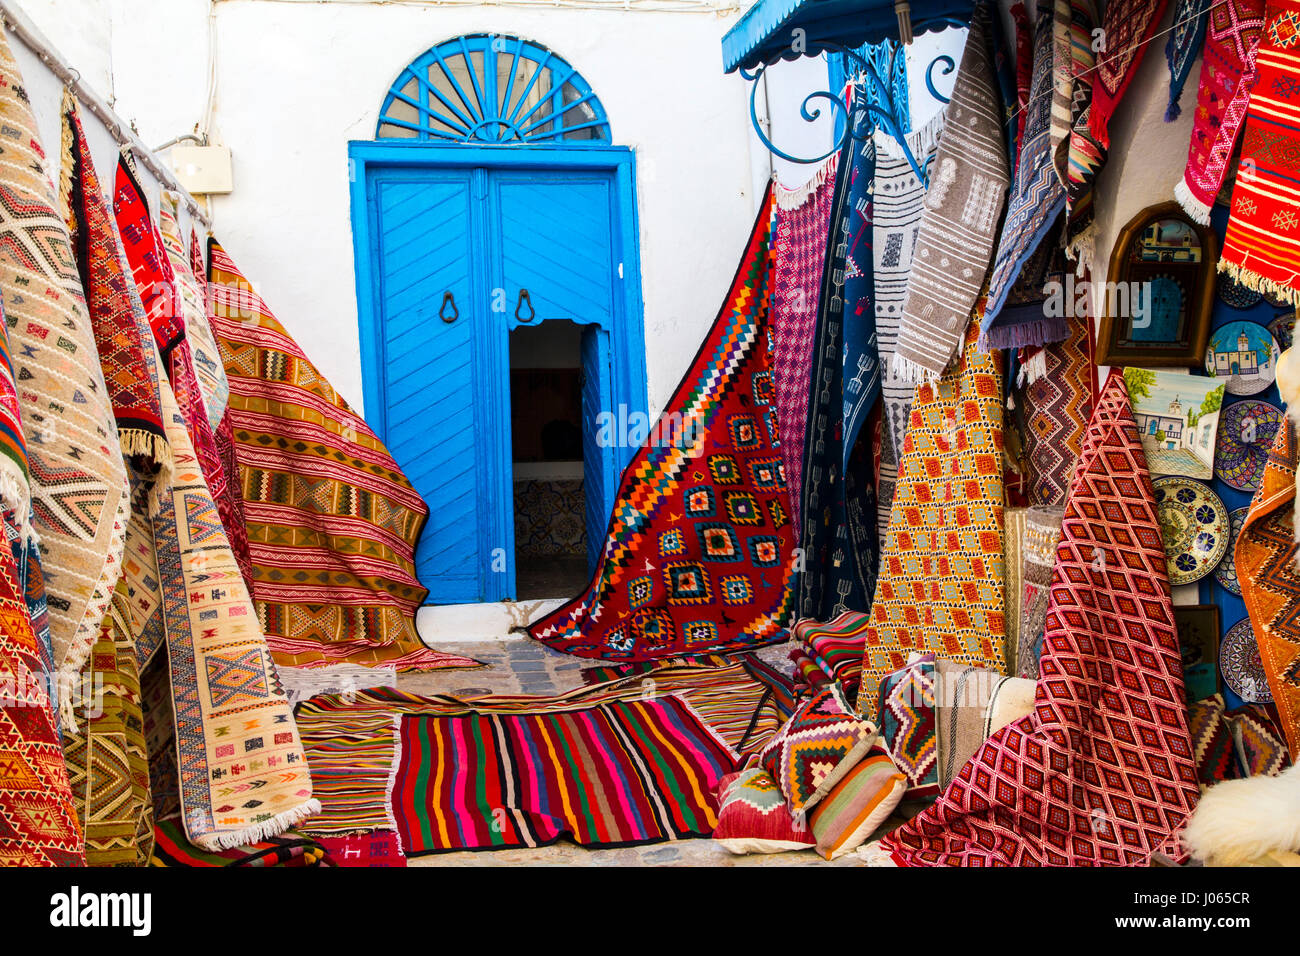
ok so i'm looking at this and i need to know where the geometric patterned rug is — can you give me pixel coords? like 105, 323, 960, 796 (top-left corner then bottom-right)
885, 371, 1200, 865
530, 188, 795, 660
207, 240, 478, 672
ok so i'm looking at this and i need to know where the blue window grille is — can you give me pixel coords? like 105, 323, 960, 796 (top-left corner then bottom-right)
377, 35, 612, 144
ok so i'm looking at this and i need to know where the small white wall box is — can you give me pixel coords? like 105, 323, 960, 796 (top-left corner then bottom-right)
170, 145, 234, 195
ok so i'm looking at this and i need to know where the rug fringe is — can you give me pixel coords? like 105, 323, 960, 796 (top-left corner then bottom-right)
774, 153, 839, 210
1216, 257, 1300, 307
385, 713, 405, 856
890, 351, 942, 386
875, 109, 946, 164
1174, 177, 1213, 226
1017, 349, 1049, 388
979, 315, 1069, 352
191, 799, 323, 852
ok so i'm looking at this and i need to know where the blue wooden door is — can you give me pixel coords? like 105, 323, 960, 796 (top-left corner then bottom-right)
494, 172, 620, 577
368, 168, 507, 604
364, 163, 626, 604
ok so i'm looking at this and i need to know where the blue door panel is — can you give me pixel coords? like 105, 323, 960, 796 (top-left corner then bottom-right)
372, 172, 488, 604
580, 325, 615, 574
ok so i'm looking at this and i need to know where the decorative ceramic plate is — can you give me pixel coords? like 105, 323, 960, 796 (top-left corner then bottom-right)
1214, 400, 1284, 492
1221, 618, 1274, 703
1269, 311, 1296, 351
1205, 320, 1280, 396
1213, 507, 1250, 596
1217, 274, 1262, 311
1152, 477, 1230, 585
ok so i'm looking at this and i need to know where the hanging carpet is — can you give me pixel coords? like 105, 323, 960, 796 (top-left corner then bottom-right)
1218, 0, 1300, 305
799, 110, 877, 621
981, 1, 1068, 348
113, 159, 255, 593
1167, 0, 1216, 120
0, 32, 128, 709
1061, 0, 1105, 261
206, 241, 475, 672
1175, 0, 1266, 223
841, 94, 881, 475
1234, 419, 1300, 761
148, 339, 319, 850
884, 372, 1200, 866
873, 119, 945, 548
894, 3, 1010, 384
859, 326, 1007, 721
1021, 310, 1097, 505
530, 188, 794, 660
61, 97, 160, 866
1088, 0, 1172, 149
771, 157, 837, 537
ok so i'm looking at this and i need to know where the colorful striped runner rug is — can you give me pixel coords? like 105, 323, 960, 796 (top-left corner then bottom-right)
392, 694, 735, 853
297, 661, 776, 837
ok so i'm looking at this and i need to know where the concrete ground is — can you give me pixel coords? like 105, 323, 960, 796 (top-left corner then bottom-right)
381, 636, 895, 867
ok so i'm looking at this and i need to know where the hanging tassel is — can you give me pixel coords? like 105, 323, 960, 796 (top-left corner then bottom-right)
896, 1, 914, 44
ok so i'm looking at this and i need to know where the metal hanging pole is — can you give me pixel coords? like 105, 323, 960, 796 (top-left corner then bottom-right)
0, 0, 213, 230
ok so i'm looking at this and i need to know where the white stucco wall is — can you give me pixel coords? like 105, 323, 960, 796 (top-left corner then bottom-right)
36, 0, 762, 423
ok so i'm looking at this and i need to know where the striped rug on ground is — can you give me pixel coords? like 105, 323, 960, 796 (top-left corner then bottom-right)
296, 662, 782, 836
149, 819, 332, 867
392, 694, 736, 853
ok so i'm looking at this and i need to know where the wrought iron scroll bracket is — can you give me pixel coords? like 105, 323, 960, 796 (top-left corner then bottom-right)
741, 16, 967, 188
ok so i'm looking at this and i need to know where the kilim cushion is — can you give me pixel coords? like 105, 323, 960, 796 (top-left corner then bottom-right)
876, 653, 941, 798
1227, 704, 1292, 776
713, 769, 816, 855
757, 683, 877, 816
809, 745, 906, 860
1188, 695, 1244, 787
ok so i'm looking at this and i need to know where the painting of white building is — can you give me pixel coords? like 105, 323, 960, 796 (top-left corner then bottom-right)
1124, 368, 1225, 479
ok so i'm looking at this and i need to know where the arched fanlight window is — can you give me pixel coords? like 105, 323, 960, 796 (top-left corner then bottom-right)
377, 35, 611, 144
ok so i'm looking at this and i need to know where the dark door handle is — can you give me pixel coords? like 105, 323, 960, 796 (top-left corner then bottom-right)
439, 291, 458, 323
514, 289, 535, 323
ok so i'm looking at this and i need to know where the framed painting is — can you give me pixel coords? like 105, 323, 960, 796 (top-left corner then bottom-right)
1097, 202, 1216, 367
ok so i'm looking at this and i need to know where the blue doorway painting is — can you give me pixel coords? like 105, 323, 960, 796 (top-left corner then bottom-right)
349, 36, 647, 605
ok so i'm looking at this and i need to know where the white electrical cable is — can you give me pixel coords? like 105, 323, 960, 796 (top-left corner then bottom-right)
0, 0, 213, 229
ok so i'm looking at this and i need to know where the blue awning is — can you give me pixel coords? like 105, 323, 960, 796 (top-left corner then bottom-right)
722, 0, 973, 73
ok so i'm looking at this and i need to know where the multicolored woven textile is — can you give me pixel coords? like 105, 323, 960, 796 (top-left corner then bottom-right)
1219, 0, 1300, 305
982, 1, 1068, 347
1234, 418, 1300, 760
1012, 2, 1034, 151
297, 660, 788, 836
1226, 702, 1292, 773
61, 577, 155, 866
62, 98, 168, 471
772, 158, 837, 535
392, 694, 735, 853
316, 830, 405, 867
860, 327, 1007, 720
1017, 505, 1064, 679
159, 193, 228, 433
841, 106, 881, 471
0, 508, 84, 866
1062, 0, 1105, 257
885, 372, 1201, 866
1176, 0, 1266, 223
113, 162, 253, 594
799, 126, 876, 621
895, 5, 1009, 383
792, 611, 869, 696
713, 767, 816, 854
874, 121, 945, 544
531, 190, 795, 660
1167, 0, 1216, 120
1089, 0, 1171, 149
149, 343, 319, 850
0, 34, 128, 699
876, 653, 940, 798
150, 818, 331, 867
1187, 694, 1244, 785
207, 242, 471, 671
1022, 311, 1096, 505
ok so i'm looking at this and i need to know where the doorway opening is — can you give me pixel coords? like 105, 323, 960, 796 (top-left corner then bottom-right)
510, 320, 589, 599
